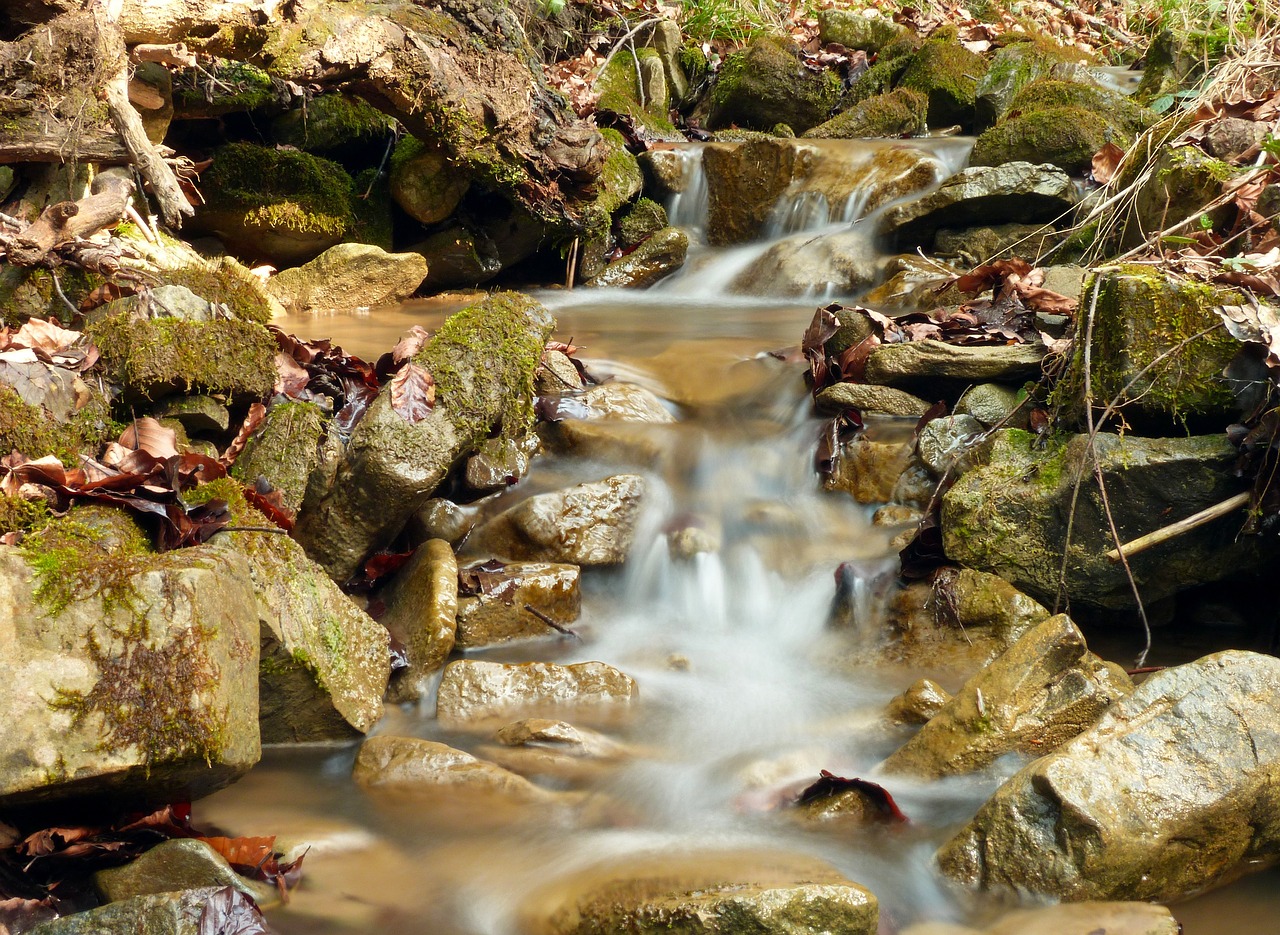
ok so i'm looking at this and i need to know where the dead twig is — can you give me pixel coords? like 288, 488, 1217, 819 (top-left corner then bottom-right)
1104, 491, 1252, 563
523, 603, 579, 638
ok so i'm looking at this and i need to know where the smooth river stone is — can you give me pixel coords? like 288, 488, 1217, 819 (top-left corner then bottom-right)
352, 735, 554, 803
454, 562, 581, 649
815, 382, 933, 417
435, 660, 637, 729
863, 341, 1045, 389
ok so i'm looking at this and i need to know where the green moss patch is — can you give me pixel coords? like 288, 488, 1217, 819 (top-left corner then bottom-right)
804, 88, 927, 139
898, 39, 988, 129
971, 105, 1114, 174
597, 48, 678, 137
1009, 79, 1155, 135
0, 383, 112, 464
200, 142, 355, 239
709, 37, 844, 134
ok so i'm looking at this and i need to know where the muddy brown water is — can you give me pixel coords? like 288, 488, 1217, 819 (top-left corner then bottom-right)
209, 144, 1280, 934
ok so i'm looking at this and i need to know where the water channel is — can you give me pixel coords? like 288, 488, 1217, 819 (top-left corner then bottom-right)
204, 140, 1280, 934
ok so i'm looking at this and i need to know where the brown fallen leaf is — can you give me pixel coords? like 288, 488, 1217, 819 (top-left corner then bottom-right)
389, 362, 436, 423
1091, 141, 1126, 184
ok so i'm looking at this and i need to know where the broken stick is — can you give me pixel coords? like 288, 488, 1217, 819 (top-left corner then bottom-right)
1104, 491, 1251, 563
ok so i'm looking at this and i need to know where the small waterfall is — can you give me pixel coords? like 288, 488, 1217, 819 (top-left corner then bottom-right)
664, 147, 709, 233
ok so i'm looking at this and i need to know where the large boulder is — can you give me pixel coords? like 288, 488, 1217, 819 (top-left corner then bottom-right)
897, 38, 988, 129
467, 475, 646, 566
436, 660, 637, 729
731, 230, 881, 297
708, 37, 843, 134
937, 651, 1280, 902
878, 161, 1076, 250
0, 509, 260, 810
803, 89, 927, 139
881, 614, 1132, 778
974, 42, 1093, 130
519, 851, 878, 935
941, 429, 1268, 611
266, 243, 427, 312
295, 293, 554, 582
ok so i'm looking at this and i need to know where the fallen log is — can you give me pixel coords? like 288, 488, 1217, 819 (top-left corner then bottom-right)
2, 168, 133, 267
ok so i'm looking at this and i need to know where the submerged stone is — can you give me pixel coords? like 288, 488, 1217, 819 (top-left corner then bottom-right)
353, 735, 554, 803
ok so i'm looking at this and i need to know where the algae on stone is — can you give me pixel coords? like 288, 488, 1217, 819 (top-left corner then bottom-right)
898, 39, 988, 129
803, 88, 927, 139
709, 37, 843, 134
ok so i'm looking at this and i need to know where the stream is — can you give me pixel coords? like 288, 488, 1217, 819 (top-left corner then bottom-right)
206, 140, 1280, 934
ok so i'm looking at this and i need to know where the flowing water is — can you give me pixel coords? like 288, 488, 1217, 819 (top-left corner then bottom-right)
212, 141, 1280, 934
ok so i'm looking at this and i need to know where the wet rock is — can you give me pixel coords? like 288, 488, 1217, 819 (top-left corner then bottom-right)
864, 342, 1045, 391
596, 49, 679, 139
379, 539, 457, 702
708, 37, 844, 134
294, 293, 553, 582
587, 227, 689, 288
95, 839, 272, 905
826, 439, 913, 504
231, 400, 334, 516
436, 660, 636, 729
465, 436, 534, 493
480, 717, 629, 783
803, 88, 927, 139
455, 562, 581, 649
861, 254, 967, 313
546, 421, 673, 467
0, 509, 259, 810
818, 10, 904, 53
981, 902, 1180, 935
389, 136, 469, 224
266, 243, 426, 312
28, 887, 237, 935
353, 735, 553, 803
898, 38, 988, 129
937, 651, 1280, 902
192, 142, 355, 266
149, 395, 230, 435
885, 678, 951, 724
408, 497, 479, 546
410, 226, 502, 289
955, 383, 1024, 429
731, 230, 881, 297
1125, 144, 1238, 251
637, 149, 688, 198
650, 20, 690, 105
872, 504, 922, 527
562, 383, 674, 423
817, 383, 933, 417
933, 222, 1056, 265
879, 162, 1076, 250
941, 429, 1269, 611
917, 414, 985, 476
881, 614, 1132, 778
668, 523, 721, 560
215, 526, 388, 743
617, 198, 669, 249
536, 350, 586, 394
495, 718, 621, 756
468, 475, 646, 566
974, 42, 1093, 130
520, 851, 878, 935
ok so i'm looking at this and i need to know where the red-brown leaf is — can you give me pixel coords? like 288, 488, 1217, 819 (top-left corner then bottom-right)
118, 418, 179, 460
391, 325, 431, 364
220, 403, 266, 467
1091, 141, 1125, 184
389, 362, 436, 423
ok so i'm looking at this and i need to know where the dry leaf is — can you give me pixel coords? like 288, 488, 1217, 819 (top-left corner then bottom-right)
389, 362, 436, 423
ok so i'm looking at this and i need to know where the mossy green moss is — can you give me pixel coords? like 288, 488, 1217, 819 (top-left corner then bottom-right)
596, 47, 678, 137
0, 266, 103, 326
351, 167, 395, 251
617, 197, 667, 247
817, 10, 904, 53
898, 38, 988, 129
151, 256, 276, 325
0, 383, 112, 463
971, 105, 1114, 174
272, 92, 394, 151
20, 506, 155, 615
708, 37, 844, 134
201, 142, 355, 239
595, 128, 643, 216
804, 88, 927, 139
88, 313, 278, 401
0, 493, 50, 538
1009, 79, 1155, 135
844, 55, 914, 107
173, 61, 275, 116
231, 400, 328, 514
416, 292, 549, 443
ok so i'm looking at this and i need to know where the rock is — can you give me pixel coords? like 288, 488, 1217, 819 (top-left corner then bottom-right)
871, 504, 921, 527
885, 678, 951, 724
436, 660, 636, 729
0, 508, 259, 810
0, 167, 15, 202
545, 420, 673, 467
826, 439, 913, 504
701, 140, 800, 245
881, 614, 1132, 778
863, 342, 1045, 391
455, 562, 581, 649
955, 383, 1024, 428
917, 413, 986, 476
520, 851, 878, 935
468, 475, 645, 566
95, 839, 272, 905
937, 651, 1280, 902
862, 254, 967, 312
192, 142, 356, 266
272, 91, 393, 152
172, 61, 274, 118
28, 887, 240, 935
1040, 264, 1086, 299
536, 350, 586, 394
213, 520, 389, 743
649, 20, 690, 105
148, 395, 230, 435
803, 88, 927, 139
974, 42, 1093, 130
1125, 144, 1238, 250
816, 383, 933, 417
846, 567, 1049, 677
708, 37, 844, 134
379, 539, 458, 702
668, 524, 720, 560
480, 717, 629, 783
560, 383, 674, 422
818, 10, 903, 53
353, 735, 554, 803
898, 38, 988, 129
495, 718, 620, 756
977, 902, 1180, 935
596, 48, 679, 138
465, 436, 534, 492
389, 136, 469, 224
971, 106, 1111, 175
87, 311, 277, 403
409, 226, 502, 289
1066, 266, 1242, 427
617, 198, 669, 248
408, 497, 479, 546
266, 243, 426, 312
933, 222, 1056, 265
731, 230, 881, 297
294, 293, 553, 582
1207, 116, 1269, 160
231, 400, 334, 516
941, 429, 1270, 611
879, 162, 1076, 250
587, 227, 689, 288
637, 149, 689, 198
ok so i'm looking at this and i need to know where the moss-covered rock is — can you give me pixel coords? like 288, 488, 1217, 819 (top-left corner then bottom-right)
0, 379, 112, 464
271, 91, 395, 152
803, 88, 927, 139
231, 401, 333, 516
898, 39, 988, 129
1120, 143, 1238, 251
193, 142, 356, 266
88, 313, 277, 403
172, 60, 277, 118
295, 293, 554, 582
0, 266, 104, 325
350, 166, 395, 251
1134, 27, 1210, 106
596, 46, 679, 138
389, 135, 470, 225
708, 37, 843, 134
586, 226, 688, 288
617, 197, 667, 248
844, 55, 913, 107
1008, 79, 1155, 135
974, 41, 1092, 130
818, 10, 904, 53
